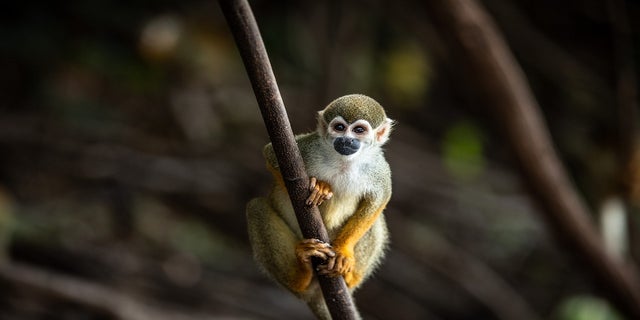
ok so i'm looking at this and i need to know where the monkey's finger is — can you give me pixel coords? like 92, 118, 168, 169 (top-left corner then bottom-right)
299, 251, 321, 262
307, 192, 318, 206
344, 261, 353, 274
305, 194, 313, 206
309, 177, 317, 191
298, 240, 317, 249
310, 249, 335, 261
318, 190, 334, 205
300, 238, 323, 245
334, 257, 342, 271
325, 256, 336, 270
317, 263, 340, 276
312, 191, 325, 206
334, 255, 347, 272
307, 188, 321, 206
316, 267, 329, 275
311, 244, 335, 258
295, 250, 311, 263
309, 251, 327, 260
317, 267, 336, 276
321, 247, 336, 257
311, 189, 326, 206
300, 239, 333, 251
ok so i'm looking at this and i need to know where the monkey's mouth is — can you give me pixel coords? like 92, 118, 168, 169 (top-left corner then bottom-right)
334, 137, 360, 156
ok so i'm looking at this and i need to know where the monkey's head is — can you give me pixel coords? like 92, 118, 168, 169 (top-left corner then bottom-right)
318, 94, 394, 158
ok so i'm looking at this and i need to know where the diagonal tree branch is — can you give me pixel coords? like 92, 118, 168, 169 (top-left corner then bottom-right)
608, 0, 640, 266
423, 0, 640, 318
218, 0, 359, 319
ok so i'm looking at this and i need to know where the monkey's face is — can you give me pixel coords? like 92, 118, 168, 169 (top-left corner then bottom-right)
317, 95, 394, 159
325, 116, 386, 157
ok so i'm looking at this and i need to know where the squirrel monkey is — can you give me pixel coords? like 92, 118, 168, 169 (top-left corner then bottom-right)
246, 94, 394, 319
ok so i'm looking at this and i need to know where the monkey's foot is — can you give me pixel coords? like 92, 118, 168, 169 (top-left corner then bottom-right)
316, 250, 355, 278
306, 177, 333, 207
296, 239, 335, 265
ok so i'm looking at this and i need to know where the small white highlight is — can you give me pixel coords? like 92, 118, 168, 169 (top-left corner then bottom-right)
599, 196, 627, 259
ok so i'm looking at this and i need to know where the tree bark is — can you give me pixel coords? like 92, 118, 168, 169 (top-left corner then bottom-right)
218, 0, 359, 319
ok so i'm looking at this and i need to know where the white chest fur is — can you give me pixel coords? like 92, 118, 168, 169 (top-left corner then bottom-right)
306, 156, 372, 232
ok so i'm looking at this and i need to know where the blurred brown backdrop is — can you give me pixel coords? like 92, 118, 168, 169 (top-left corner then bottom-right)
0, 0, 639, 319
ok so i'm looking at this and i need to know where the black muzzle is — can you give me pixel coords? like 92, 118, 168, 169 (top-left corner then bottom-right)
334, 137, 360, 156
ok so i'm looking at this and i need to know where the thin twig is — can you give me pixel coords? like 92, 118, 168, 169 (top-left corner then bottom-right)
218, 0, 359, 319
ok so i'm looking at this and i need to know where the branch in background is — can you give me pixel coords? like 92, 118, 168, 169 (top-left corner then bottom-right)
423, 0, 640, 317
218, 0, 359, 318
0, 262, 214, 320
608, 0, 640, 266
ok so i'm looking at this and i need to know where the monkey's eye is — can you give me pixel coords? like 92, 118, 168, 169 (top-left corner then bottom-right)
353, 126, 366, 134
333, 124, 346, 132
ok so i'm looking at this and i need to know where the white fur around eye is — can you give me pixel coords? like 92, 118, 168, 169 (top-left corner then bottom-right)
348, 120, 372, 136
327, 117, 348, 135
352, 126, 366, 134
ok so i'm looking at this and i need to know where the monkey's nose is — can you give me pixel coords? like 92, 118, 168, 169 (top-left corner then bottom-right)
334, 137, 360, 156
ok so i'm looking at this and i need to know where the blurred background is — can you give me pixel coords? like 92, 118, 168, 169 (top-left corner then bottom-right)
0, 0, 639, 319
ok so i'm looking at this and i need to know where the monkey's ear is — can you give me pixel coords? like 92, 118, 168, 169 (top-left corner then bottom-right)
375, 118, 395, 145
317, 111, 328, 135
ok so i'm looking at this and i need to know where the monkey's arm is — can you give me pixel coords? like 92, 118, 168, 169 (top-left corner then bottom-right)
320, 187, 391, 287
264, 139, 333, 206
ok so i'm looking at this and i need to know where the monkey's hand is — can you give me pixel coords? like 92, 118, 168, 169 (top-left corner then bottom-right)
317, 246, 355, 279
306, 177, 333, 207
296, 239, 335, 266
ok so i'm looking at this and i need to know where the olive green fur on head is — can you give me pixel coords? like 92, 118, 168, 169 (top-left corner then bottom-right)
322, 94, 386, 128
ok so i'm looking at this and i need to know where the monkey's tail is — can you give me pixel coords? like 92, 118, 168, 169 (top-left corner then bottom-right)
306, 297, 331, 320
302, 284, 331, 320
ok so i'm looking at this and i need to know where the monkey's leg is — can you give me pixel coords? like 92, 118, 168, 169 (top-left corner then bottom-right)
348, 218, 389, 289
318, 217, 388, 289
247, 198, 333, 294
